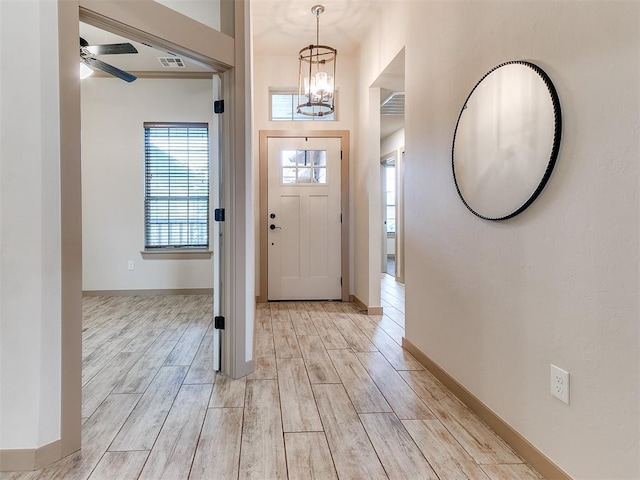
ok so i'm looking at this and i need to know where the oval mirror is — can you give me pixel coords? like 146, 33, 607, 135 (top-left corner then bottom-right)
452, 61, 562, 220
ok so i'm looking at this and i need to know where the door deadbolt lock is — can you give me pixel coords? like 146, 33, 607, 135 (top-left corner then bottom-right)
270, 213, 276, 219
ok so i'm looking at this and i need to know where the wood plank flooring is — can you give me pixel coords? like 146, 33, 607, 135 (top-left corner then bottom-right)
1, 278, 544, 479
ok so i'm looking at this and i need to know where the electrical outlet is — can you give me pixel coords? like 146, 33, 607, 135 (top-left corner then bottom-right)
550, 364, 570, 404
127, 260, 134, 271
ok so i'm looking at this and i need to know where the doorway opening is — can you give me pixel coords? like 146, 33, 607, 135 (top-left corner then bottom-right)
382, 155, 397, 276
375, 50, 405, 315
78, 15, 223, 359
56, 1, 245, 461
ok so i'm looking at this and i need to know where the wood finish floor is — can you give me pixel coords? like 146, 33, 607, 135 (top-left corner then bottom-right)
2, 276, 544, 479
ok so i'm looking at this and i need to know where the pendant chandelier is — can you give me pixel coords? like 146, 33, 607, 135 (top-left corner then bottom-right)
297, 5, 337, 117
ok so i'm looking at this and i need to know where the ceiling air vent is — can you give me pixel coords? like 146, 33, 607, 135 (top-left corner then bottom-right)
381, 92, 405, 115
158, 57, 187, 68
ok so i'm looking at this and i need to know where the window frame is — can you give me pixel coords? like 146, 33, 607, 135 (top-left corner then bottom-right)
269, 89, 337, 122
143, 121, 212, 254
280, 149, 328, 185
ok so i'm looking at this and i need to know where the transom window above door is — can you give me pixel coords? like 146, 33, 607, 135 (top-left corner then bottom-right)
270, 90, 335, 121
281, 149, 327, 184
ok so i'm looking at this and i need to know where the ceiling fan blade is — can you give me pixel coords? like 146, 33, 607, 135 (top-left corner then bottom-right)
83, 57, 137, 83
86, 43, 138, 56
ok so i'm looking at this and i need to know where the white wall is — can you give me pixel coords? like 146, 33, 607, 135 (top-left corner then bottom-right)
0, 0, 62, 449
81, 77, 214, 291
381, 127, 404, 159
252, 53, 357, 297
386, 237, 395, 256
153, 0, 221, 30
356, 1, 639, 478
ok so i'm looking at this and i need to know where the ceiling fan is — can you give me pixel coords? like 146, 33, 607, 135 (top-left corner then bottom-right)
80, 37, 138, 83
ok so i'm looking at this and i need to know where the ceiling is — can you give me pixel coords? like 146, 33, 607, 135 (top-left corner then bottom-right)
380, 89, 405, 139
80, 0, 385, 75
80, 2, 403, 138
251, 0, 385, 55
252, 0, 404, 140
79, 22, 214, 76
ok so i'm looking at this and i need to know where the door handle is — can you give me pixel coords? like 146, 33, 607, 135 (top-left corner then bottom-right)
270, 224, 282, 230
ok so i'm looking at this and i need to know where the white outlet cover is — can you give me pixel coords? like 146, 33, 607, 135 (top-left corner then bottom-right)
550, 364, 570, 404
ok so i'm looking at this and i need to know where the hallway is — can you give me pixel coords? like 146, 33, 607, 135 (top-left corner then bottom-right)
2, 289, 542, 479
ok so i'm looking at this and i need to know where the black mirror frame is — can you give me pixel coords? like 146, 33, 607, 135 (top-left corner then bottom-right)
451, 61, 562, 221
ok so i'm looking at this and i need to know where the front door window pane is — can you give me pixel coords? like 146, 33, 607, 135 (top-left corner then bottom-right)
281, 150, 328, 185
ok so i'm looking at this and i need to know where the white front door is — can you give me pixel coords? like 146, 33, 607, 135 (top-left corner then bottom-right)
267, 137, 342, 300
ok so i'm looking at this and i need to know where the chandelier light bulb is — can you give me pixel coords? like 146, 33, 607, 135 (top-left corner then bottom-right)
315, 71, 329, 93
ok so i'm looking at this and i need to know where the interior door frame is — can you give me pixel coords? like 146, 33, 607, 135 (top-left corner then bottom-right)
380, 157, 389, 273
381, 149, 404, 282
52, 0, 248, 463
258, 130, 350, 303
78, 7, 233, 377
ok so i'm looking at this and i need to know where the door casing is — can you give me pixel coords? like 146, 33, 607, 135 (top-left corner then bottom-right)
52, 0, 248, 464
258, 130, 350, 303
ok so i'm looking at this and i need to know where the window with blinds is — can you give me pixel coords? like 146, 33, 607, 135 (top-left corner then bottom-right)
144, 122, 209, 249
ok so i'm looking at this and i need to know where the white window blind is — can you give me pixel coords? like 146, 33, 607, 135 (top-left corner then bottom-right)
144, 122, 209, 249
